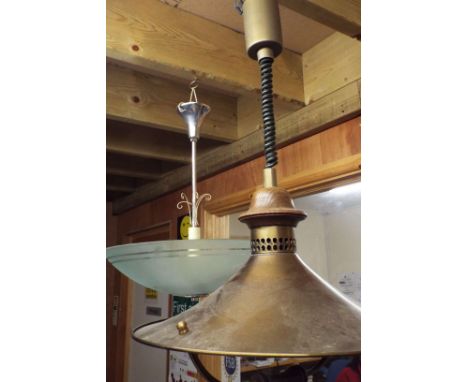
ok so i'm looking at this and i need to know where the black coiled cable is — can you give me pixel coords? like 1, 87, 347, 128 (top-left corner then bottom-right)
259, 56, 278, 168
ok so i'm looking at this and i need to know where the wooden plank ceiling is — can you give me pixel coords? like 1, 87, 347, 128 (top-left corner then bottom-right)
107, 0, 361, 209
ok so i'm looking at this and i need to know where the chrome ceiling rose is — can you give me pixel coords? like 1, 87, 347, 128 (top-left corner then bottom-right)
133, 183, 361, 357
177, 101, 210, 142
177, 78, 211, 143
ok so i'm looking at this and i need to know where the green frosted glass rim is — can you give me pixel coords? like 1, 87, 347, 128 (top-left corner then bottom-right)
106, 239, 251, 296
107, 239, 251, 263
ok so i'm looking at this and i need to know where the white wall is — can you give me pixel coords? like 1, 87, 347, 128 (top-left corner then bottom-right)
294, 188, 361, 304
228, 213, 249, 239
295, 208, 329, 280
324, 204, 361, 286
128, 283, 169, 382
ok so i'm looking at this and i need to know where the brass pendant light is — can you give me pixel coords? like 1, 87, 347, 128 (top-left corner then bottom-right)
131, 0, 360, 376
133, 183, 361, 357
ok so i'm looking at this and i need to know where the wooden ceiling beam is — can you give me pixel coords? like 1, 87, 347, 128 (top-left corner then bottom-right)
107, 0, 304, 103
302, 32, 361, 104
106, 153, 183, 179
107, 190, 130, 201
107, 64, 238, 142
107, 184, 136, 193
106, 136, 190, 164
279, 0, 361, 39
107, 119, 224, 164
107, 174, 150, 194
106, 121, 191, 163
113, 79, 361, 214
237, 93, 302, 138
106, 167, 162, 181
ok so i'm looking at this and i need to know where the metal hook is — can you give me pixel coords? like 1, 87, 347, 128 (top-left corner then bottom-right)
189, 79, 199, 102
190, 78, 199, 90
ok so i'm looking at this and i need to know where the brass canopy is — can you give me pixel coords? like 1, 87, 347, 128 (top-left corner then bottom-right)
132, 186, 361, 357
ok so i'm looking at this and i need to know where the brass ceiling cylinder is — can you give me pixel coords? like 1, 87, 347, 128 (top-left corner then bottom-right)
241, 0, 283, 60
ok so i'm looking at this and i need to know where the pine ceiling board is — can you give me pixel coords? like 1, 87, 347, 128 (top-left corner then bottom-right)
160, 0, 334, 54
108, 0, 304, 102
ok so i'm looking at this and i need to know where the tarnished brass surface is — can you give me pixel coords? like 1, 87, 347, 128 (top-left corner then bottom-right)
251, 226, 296, 254
134, 250, 360, 356
239, 187, 307, 228
133, 186, 361, 357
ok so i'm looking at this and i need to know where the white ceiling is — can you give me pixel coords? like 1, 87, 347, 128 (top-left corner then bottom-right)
159, 0, 334, 53
294, 183, 361, 215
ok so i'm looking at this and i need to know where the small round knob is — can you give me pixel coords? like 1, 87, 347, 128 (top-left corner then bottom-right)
176, 320, 189, 335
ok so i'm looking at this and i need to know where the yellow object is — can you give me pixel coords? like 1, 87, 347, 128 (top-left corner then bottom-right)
179, 215, 190, 240
145, 288, 158, 299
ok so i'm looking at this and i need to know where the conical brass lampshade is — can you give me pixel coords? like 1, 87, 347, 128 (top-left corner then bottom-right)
133, 186, 361, 357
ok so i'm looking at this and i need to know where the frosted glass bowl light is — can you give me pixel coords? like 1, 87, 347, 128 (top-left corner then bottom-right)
106, 239, 251, 296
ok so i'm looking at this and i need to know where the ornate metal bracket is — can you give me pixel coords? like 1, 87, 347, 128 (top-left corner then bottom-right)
176, 192, 212, 228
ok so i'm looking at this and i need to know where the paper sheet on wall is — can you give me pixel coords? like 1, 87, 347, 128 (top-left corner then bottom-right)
221, 356, 241, 382
337, 272, 361, 304
168, 351, 198, 382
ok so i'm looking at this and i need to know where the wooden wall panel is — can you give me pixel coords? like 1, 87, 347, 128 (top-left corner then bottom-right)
319, 118, 361, 163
